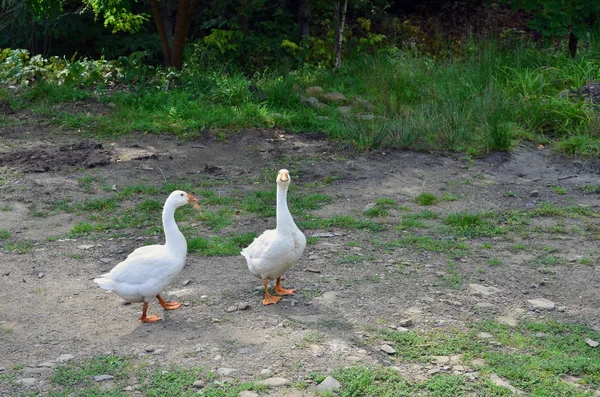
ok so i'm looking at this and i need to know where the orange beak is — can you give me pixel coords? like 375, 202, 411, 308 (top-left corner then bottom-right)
280, 170, 289, 182
187, 193, 200, 209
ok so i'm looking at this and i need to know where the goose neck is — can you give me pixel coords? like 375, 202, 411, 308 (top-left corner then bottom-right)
276, 184, 293, 230
162, 201, 186, 251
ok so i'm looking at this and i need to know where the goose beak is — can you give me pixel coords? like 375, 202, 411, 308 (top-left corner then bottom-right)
187, 194, 200, 209
280, 170, 289, 182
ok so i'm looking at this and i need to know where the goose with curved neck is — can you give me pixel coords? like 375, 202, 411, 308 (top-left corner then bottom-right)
94, 190, 198, 323
242, 169, 306, 305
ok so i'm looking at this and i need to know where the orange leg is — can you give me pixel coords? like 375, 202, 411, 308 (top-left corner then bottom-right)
274, 277, 295, 295
262, 279, 281, 305
139, 302, 161, 323
157, 294, 182, 310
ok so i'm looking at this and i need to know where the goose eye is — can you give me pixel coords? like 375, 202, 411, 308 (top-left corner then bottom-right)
180, 193, 184, 196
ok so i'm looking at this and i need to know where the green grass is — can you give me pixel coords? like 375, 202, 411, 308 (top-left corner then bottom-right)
581, 185, 600, 194
390, 236, 469, 255
5, 240, 33, 254
415, 192, 439, 206
299, 215, 386, 232
442, 262, 464, 289
552, 185, 567, 195
0, 229, 10, 239
444, 211, 504, 238
187, 233, 256, 256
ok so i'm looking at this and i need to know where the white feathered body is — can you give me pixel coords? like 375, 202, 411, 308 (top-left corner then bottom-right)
94, 244, 187, 303
242, 225, 306, 280
93, 190, 190, 304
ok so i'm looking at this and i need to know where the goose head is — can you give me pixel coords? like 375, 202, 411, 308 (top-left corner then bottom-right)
167, 190, 198, 208
276, 169, 291, 186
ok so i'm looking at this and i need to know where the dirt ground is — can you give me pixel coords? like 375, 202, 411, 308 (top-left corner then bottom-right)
1, 113, 600, 395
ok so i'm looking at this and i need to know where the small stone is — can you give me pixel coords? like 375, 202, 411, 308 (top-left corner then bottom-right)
472, 358, 485, 367
260, 369, 273, 376
399, 318, 413, 327
380, 344, 396, 354
192, 380, 205, 389
237, 302, 250, 311
37, 273, 44, 279
478, 332, 493, 339
99, 257, 113, 264
450, 354, 463, 363
78, 244, 95, 250
536, 332, 547, 338
347, 355, 362, 362
305, 86, 324, 97
38, 361, 56, 367
216, 368, 238, 376
453, 365, 465, 372
256, 377, 290, 387
153, 349, 166, 355
497, 315, 518, 327
181, 279, 191, 286
427, 368, 441, 375
144, 346, 156, 353
527, 298, 555, 311
94, 375, 115, 382
488, 373, 522, 394
530, 190, 539, 197
320, 92, 347, 103
16, 378, 38, 387
239, 392, 259, 397
585, 338, 599, 348
23, 367, 51, 375
405, 307, 422, 315
433, 356, 450, 364
475, 302, 498, 311
469, 284, 502, 296
557, 306, 566, 312
226, 305, 238, 313
315, 376, 341, 391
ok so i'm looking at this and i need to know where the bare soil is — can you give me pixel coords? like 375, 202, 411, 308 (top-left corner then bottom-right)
1, 116, 599, 395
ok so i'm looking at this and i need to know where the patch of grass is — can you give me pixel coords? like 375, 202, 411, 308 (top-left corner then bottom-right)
441, 193, 460, 201
196, 208, 235, 231
551, 185, 567, 195
488, 257, 502, 266
291, 193, 332, 212
5, 240, 33, 254
297, 330, 326, 348
540, 255, 561, 266
77, 175, 100, 193
138, 199, 163, 212
116, 184, 161, 199
187, 232, 256, 256
80, 197, 119, 212
442, 262, 463, 289
69, 222, 94, 236
299, 215, 386, 232
0, 229, 10, 239
392, 236, 469, 255
405, 210, 439, 220
581, 185, 600, 194
415, 192, 439, 206
396, 218, 428, 230
364, 207, 389, 217
53, 355, 128, 387
444, 211, 504, 237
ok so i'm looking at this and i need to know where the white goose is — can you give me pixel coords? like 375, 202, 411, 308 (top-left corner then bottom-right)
242, 169, 306, 305
94, 190, 198, 323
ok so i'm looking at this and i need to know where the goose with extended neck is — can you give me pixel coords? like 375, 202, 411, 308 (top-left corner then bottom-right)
242, 169, 306, 305
94, 190, 198, 322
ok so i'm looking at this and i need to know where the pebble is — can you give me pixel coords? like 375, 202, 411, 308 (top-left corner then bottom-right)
427, 368, 441, 375
315, 376, 341, 391
24, 367, 51, 375
16, 378, 38, 387
226, 305, 238, 313
347, 355, 362, 362
256, 377, 290, 387
239, 392, 259, 397
144, 346, 156, 353
557, 306, 566, 312
56, 354, 74, 363
475, 302, 498, 311
496, 315, 518, 327
78, 244, 95, 250
469, 284, 502, 296
216, 368, 238, 376
94, 375, 115, 382
260, 369, 273, 376
238, 302, 250, 311
380, 344, 396, 354
478, 332, 493, 339
405, 307, 422, 315
585, 338, 599, 348
472, 358, 485, 366
530, 190, 539, 197
37, 273, 44, 279
38, 361, 56, 368
153, 349, 166, 355
527, 298, 555, 311
488, 373, 522, 394
398, 318, 413, 327
453, 365, 465, 372
433, 356, 450, 364
192, 380, 205, 388
181, 279, 191, 286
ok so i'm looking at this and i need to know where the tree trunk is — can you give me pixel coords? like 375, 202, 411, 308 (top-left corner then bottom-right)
149, 0, 173, 67
298, 0, 310, 40
568, 31, 578, 58
170, 0, 199, 69
334, 0, 348, 69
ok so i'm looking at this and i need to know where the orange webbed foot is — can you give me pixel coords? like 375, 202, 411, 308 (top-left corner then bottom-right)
275, 277, 295, 295
140, 314, 161, 323
157, 294, 182, 310
262, 294, 281, 305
